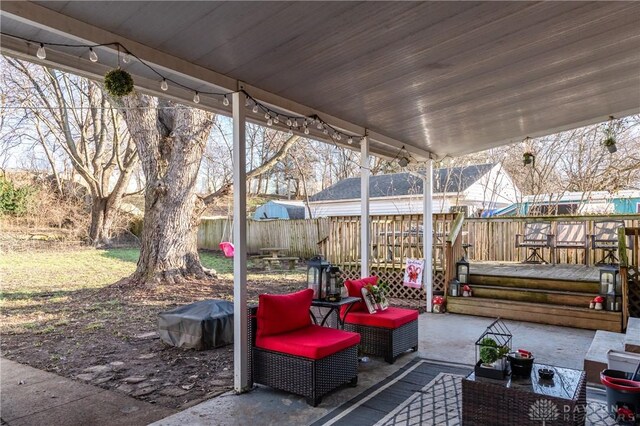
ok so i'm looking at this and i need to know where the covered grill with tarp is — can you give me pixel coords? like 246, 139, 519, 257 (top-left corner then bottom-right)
158, 300, 234, 350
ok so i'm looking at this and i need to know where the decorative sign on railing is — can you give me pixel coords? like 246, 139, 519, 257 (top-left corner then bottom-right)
403, 258, 424, 289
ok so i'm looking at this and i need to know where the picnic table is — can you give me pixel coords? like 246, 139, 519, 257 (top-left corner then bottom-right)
258, 247, 298, 270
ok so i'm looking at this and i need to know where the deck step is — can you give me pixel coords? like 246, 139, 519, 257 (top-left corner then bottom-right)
624, 317, 640, 353
469, 274, 597, 293
447, 297, 622, 332
470, 285, 595, 307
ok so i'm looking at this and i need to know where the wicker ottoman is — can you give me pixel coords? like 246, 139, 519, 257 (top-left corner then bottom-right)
344, 307, 419, 364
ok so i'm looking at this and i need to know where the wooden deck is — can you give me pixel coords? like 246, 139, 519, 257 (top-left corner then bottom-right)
447, 261, 623, 332
470, 261, 600, 282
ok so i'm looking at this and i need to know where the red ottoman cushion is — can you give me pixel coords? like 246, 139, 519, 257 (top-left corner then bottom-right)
344, 307, 418, 329
341, 276, 378, 315
257, 289, 313, 337
256, 325, 361, 360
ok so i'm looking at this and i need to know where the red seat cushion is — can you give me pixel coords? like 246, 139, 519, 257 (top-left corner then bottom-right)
256, 325, 361, 360
340, 276, 378, 315
344, 307, 418, 329
257, 289, 313, 337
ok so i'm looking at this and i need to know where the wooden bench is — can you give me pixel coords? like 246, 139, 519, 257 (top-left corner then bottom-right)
262, 256, 298, 270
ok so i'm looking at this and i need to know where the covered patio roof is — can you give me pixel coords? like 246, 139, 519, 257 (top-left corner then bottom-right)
2, 1, 639, 160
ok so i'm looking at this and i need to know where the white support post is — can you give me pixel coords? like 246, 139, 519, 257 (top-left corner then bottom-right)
232, 91, 249, 393
360, 136, 370, 278
423, 159, 434, 312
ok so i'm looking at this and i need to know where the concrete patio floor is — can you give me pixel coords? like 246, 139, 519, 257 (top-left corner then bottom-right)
153, 313, 597, 426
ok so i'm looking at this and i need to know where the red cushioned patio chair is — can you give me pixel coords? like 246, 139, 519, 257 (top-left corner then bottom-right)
342, 277, 419, 364
249, 289, 360, 406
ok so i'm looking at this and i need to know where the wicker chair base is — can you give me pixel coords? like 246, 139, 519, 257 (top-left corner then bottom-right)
248, 307, 359, 406
252, 345, 358, 406
345, 318, 418, 364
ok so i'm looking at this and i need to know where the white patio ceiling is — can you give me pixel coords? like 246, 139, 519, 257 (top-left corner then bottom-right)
1, 1, 639, 160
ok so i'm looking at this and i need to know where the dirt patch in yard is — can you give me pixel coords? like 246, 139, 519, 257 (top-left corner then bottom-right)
0, 248, 304, 410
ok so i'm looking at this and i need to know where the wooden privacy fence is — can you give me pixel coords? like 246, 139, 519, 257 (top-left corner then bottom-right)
464, 214, 640, 265
319, 213, 459, 306
198, 217, 329, 258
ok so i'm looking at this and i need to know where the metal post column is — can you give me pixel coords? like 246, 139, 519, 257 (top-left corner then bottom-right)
361, 136, 370, 277
423, 159, 433, 312
232, 91, 249, 392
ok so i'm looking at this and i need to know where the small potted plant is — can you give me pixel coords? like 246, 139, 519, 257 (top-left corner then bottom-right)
474, 319, 512, 379
362, 281, 389, 313
522, 152, 535, 166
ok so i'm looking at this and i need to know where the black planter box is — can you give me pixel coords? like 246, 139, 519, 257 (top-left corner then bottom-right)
474, 360, 510, 380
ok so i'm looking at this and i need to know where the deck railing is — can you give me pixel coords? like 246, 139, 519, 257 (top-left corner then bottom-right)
464, 214, 640, 265
444, 213, 465, 294
319, 213, 459, 301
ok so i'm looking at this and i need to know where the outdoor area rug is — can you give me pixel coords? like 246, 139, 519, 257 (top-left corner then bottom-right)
312, 359, 616, 426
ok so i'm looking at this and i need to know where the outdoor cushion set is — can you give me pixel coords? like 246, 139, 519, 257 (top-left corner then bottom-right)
249, 279, 419, 405
342, 276, 419, 364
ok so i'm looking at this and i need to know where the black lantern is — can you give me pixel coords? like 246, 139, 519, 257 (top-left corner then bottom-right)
326, 266, 343, 302
449, 279, 461, 297
456, 257, 470, 284
307, 256, 331, 300
599, 266, 621, 311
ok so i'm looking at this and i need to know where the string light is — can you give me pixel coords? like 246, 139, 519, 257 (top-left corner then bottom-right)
36, 43, 46, 59
5, 31, 367, 144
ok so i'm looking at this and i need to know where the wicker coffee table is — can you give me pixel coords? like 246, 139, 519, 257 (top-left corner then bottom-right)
462, 363, 587, 426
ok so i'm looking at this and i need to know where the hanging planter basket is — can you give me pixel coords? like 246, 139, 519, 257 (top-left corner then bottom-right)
522, 152, 535, 166
104, 68, 134, 98
603, 136, 617, 154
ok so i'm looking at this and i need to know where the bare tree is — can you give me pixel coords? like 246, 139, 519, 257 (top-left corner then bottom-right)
1, 57, 139, 245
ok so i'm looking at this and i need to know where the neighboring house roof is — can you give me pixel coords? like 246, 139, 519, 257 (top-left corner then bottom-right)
309, 164, 496, 202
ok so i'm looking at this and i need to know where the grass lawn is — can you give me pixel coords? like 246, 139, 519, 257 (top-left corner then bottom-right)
0, 246, 305, 409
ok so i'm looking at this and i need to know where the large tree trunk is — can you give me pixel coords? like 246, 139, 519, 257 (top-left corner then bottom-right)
117, 93, 214, 284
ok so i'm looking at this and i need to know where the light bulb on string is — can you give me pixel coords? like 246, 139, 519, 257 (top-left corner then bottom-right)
244, 98, 250, 107
252, 104, 259, 114
36, 43, 46, 59
323, 128, 329, 135
267, 118, 273, 126
160, 79, 168, 91
89, 48, 98, 63
303, 126, 310, 135
347, 137, 353, 145
273, 116, 279, 125
223, 95, 230, 106
122, 53, 131, 64
336, 133, 342, 141
316, 122, 323, 130
286, 119, 292, 127
265, 112, 270, 119
193, 92, 200, 104
292, 120, 299, 128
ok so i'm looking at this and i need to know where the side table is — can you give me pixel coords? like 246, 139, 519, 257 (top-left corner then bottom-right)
310, 297, 360, 329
